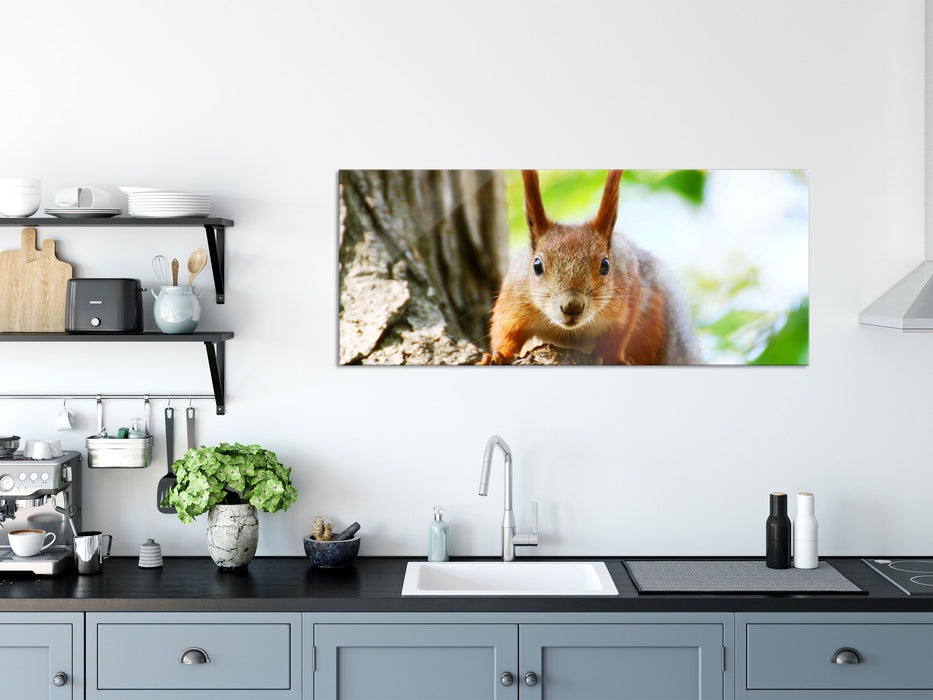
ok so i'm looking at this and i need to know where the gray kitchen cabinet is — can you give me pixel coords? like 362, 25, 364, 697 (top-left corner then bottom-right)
0, 612, 83, 699
306, 613, 730, 700
736, 612, 933, 700
86, 612, 301, 700
520, 623, 725, 699
311, 623, 518, 700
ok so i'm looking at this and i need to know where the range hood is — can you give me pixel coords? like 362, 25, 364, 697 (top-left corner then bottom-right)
859, 262, 933, 331
859, 2, 933, 332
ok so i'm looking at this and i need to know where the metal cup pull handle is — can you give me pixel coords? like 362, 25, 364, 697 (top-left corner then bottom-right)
832, 647, 862, 664
180, 647, 210, 665
102, 534, 113, 560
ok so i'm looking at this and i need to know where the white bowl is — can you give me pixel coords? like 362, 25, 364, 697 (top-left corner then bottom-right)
0, 186, 41, 193
0, 178, 40, 187
0, 193, 41, 216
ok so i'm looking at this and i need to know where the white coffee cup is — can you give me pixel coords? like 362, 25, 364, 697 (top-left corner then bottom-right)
54, 186, 110, 208
9, 529, 57, 557
23, 440, 52, 460
55, 406, 76, 431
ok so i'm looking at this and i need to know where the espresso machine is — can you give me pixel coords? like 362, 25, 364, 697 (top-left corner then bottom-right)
0, 450, 82, 575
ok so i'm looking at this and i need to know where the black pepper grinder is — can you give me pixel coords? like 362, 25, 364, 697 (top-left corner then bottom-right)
766, 492, 791, 569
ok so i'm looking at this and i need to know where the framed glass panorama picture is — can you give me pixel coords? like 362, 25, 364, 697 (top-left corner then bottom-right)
339, 170, 808, 366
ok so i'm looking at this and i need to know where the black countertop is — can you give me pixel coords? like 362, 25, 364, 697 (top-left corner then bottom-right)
0, 557, 930, 614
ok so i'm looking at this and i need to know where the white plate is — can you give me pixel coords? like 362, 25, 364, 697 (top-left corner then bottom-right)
45, 208, 121, 212
128, 203, 210, 209
128, 200, 210, 205
128, 192, 208, 199
129, 211, 209, 218
45, 209, 122, 219
129, 202, 209, 206
129, 206, 209, 211
128, 200, 210, 206
118, 186, 161, 194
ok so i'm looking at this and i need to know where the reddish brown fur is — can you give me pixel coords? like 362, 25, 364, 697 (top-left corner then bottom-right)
488, 169, 673, 365
591, 169, 622, 236
522, 170, 551, 249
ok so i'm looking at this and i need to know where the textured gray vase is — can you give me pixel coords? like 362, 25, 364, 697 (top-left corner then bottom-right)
206, 504, 259, 570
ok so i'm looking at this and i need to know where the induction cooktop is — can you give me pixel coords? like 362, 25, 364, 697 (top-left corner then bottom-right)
862, 558, 933, 595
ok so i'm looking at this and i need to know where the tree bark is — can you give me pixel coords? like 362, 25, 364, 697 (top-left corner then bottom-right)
339, 170, 509, 365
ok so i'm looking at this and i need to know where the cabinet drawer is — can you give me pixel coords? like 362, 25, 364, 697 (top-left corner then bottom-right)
746, 623, 933, 690
97, 622, 292, 690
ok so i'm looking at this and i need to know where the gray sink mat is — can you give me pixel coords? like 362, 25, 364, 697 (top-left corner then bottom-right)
623, 560, 863, 594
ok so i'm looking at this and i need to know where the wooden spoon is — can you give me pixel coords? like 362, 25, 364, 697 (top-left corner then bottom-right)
186, 248, 207, 286
171, 258, 179, 286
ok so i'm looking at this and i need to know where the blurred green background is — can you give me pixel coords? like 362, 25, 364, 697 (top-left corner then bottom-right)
503, 170, 809, 365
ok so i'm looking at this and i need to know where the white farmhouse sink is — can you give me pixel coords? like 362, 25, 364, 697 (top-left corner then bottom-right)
401, 561, 619, 596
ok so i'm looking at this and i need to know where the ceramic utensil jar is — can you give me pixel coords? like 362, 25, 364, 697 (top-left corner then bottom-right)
151, 286, 201, 334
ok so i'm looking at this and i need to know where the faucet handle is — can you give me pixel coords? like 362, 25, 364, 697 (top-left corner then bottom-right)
513, 501, 538, 547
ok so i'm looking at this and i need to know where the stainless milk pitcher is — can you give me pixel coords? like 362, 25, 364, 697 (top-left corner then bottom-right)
75, 531, 113, 575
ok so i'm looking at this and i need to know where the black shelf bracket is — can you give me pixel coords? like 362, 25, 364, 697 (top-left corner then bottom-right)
204, 224, 226, 304
204, 338, 226, 415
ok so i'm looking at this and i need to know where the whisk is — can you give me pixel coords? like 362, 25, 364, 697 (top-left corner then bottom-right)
152, 255, 170, 286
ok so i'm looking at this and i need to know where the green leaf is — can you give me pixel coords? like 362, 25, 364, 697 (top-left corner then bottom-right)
750, 299, 810, 365
162, 442, 298, 523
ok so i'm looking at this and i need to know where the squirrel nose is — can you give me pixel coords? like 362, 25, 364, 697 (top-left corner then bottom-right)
560, 296, 585, 317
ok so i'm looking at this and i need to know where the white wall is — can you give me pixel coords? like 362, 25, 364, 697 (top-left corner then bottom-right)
1, 0, 930, 557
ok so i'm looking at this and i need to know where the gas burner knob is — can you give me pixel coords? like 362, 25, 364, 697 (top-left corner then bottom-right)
29, 472, 38, 481
0, 474, 13, 492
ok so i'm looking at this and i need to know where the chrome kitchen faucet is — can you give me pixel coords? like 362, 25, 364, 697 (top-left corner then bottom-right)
478, 435, 538, 562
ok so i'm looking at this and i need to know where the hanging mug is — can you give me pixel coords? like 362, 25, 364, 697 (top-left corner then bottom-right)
151, 286, 202, 334
54, 399, 76, 431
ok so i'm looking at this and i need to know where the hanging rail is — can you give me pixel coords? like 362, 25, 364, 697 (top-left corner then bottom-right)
0, 394, 216, 401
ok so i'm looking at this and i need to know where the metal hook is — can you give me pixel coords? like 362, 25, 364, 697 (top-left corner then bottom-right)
167, 397, 172, 408
188, 395, 193, 408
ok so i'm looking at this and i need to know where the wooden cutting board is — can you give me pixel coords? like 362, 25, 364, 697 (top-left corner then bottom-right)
0, 228, 73, 332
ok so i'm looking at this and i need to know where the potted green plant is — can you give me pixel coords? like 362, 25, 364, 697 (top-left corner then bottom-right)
162, 442, 298, 570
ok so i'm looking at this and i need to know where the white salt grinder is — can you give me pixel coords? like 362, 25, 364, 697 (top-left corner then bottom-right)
793, 492, 818, 569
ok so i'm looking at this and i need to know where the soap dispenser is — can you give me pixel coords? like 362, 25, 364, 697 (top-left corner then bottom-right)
428, 506, 449, 562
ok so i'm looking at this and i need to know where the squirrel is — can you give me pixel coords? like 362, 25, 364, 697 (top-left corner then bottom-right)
486, 170, 700, 365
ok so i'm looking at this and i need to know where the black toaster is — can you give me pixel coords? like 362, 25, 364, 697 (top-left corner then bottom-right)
65, 278, 143, 333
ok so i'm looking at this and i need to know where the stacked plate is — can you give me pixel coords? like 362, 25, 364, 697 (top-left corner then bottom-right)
45, 208, 122, 219
123, 187, 211, 218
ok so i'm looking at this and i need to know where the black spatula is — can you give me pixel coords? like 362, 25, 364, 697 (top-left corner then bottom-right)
157, 407, 176, 513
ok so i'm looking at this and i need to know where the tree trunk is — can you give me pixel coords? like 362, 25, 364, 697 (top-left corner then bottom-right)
339, 170, 508, 365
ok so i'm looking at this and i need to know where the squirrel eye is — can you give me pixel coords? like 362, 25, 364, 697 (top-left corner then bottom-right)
533, 257, 544, 276
599, 257, 610, 276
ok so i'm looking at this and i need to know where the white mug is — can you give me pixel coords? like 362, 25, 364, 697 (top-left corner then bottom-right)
55, 406, 75, 431
54, 186, 110, 208
9, 529, 57, 557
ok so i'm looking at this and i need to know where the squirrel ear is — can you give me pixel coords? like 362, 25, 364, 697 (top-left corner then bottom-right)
591, 170, 624, 239
522, 170, 550, 248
